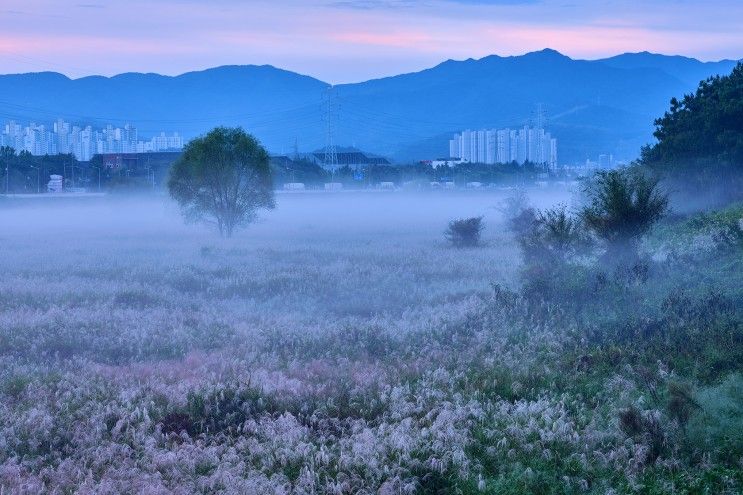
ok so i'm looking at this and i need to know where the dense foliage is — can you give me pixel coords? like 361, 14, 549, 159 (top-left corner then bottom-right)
641, 62, 743, 199
270, 160, 552, 189
168, 127, 275, 237
517, 204, 589, 264
271, 158, 329, 185
0, 148, 81, 193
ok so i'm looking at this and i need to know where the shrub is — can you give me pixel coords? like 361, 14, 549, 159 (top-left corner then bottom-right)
445, 216, 484, 247
518, 204, 589, 265
581, 169, 668, 263
618, 406, 667, 465
667, 381, 700, 429
515, 205, 592, 303
500, 188, 537, 237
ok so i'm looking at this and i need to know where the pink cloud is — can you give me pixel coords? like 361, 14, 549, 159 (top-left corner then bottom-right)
0, 0, 740, 82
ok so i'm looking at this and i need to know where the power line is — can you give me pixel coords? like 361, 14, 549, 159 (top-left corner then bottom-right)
0, 98, 324, 127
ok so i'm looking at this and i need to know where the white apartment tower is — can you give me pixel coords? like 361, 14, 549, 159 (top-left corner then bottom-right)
449, 125, 558, 168
1, 119, 184, 160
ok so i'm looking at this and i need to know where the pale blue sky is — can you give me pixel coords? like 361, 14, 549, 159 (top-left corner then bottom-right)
1, 0, 741, 82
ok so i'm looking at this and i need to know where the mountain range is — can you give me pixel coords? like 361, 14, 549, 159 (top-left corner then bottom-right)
0, 49, 739, 163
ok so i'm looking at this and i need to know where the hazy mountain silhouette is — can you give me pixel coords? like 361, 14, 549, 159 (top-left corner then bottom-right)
0, 49, 738, 163
0, 66, 330, 154
598, 51, 738, 86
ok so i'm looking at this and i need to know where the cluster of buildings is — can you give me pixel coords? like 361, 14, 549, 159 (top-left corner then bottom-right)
0, 119, 184, 161
448, 126, 558, 167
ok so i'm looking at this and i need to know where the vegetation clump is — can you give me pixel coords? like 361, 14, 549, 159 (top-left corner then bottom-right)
445, 216, 484, 247
580, 169, 669, 264
518, 204, 589, 264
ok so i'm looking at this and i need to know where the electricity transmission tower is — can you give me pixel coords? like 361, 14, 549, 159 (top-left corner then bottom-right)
323, 86, 338, 175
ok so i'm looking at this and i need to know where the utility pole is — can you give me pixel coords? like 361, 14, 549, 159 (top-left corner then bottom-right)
93, 166, 101, 191
324, 86, 338, 180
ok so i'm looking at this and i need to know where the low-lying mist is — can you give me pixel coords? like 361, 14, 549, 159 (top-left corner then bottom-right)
0, 188, 572, 242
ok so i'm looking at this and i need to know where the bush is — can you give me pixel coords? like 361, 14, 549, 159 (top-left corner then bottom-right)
514, 204, 592, 303
518, 204, 589, 265
581, 169, 668, 264
500, 188, 536, 237
445, 216, 484, 247
618, 406, 666, 465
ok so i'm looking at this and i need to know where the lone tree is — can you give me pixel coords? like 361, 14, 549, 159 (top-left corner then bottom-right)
168, 127, 275, 237
580, 169, 668, 263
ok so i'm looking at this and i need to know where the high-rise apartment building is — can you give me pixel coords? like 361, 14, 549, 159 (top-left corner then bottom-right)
0, 119, 183, 160
449, 125, 557, 167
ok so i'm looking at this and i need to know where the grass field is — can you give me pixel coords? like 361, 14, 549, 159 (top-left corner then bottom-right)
0, 189, 740, 494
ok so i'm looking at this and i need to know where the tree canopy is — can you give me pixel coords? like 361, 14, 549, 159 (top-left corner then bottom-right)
641, 62, 743, 180
168, 127, 275, 237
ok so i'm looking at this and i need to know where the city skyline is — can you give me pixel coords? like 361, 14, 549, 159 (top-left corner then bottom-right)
1, 1, 742, 84
1, 119, 183, 161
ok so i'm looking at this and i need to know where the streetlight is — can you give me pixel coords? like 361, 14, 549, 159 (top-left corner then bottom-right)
29, 165, 40, 194
70, 165, 84, 191
91, 166, 102, 191
147, 156, 155, 190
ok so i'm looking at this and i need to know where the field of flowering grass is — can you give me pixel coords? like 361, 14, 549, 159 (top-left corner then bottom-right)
0, 191, 741, 494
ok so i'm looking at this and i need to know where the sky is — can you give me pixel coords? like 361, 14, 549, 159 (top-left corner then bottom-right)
0, 0, 742, 83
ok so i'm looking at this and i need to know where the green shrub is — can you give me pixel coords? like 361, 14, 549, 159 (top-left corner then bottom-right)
445, 216, 484, 247
581, 169, 668, 264
518, 204, 589, 265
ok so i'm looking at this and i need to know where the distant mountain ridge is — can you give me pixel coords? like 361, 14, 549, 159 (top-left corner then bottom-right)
598, 51, 738, 86
0, 50, 739, 163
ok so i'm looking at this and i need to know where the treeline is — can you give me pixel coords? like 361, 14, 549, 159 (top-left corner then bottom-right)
0, 148, 557, 194
271, 158, 554, 188
0, 148, 81, 193
0, 148, 175, 194
640, 61, 743, 206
